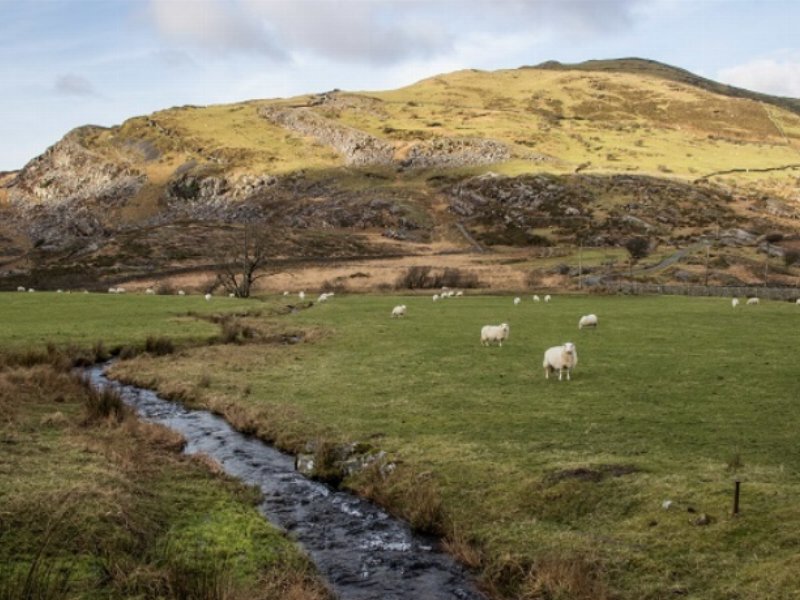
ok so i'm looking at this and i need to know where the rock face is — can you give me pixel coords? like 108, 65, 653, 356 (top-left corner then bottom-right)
260, 106, 395, 166
10, 127, 145, 207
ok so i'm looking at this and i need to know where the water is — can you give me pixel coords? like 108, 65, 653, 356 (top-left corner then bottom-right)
86, 365, 485, 600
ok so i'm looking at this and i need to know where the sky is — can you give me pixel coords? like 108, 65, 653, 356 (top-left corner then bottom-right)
1, 0, 800, 171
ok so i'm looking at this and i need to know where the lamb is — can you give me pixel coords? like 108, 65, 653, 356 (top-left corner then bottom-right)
746, 297, 759, 305
27, 288, 35, 293
145, 288, 155, 295
391, 304, 407, 318
433, 294, 439, 301
544, 294, 552, 303
229, 293, 235, 298
543, 342, 578, 381
481, 323, 510, 347
283, 291, 290, 296
796, 298, 800, 305
532, 295, 540, 302
514, 297, 521, 305
578, 314, 598, 329
731, 298, 739, 308
298, 291, 306, 300
16, 286, 25, 292
204, 293, 212, 301
177, 290, 185, 296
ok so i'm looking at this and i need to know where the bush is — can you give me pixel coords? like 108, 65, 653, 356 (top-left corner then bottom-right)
80, 378, 126, 423
624, 237, 650, 261
395, 266, 480, 289
144, 336, 175, 356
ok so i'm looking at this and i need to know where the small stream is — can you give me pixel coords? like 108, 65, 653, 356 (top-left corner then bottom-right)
86, 365, 485, 600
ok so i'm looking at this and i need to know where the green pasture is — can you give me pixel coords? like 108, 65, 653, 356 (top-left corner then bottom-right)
110, 292, 800, 599
3, 291, 800, 598
0, 292, 257, 351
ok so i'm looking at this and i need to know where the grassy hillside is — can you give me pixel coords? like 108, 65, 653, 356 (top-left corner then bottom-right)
91, 292, 800, 600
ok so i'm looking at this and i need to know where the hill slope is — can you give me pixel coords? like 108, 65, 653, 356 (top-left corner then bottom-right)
2, 59, 799, 290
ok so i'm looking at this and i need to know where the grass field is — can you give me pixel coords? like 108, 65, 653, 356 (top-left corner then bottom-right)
2, 292, 800, 598
106, 292, 800, 599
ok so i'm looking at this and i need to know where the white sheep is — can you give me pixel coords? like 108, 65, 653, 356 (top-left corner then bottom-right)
746, 297, 759, 305
514, 297, 521, 305
116, 287, 126, 294
145, 288, 155, 295
56, 289, 63, 294
177, 290, 185, 296
204, 293, 212, 301
481, 323, 510, 347
229, 293, 235, 298
318, 292, 333, 302
544, 294, 552, 303
448, 291, 456, 298
533, 295, 540, 302
433, 294, 439, 302
455, 291, 463, 297
16, 286, 25, 292
731, 298, 739, 308
27, 288, 35, 293
796, 298, 800, 305
283, 291, 290, 296
298, 291, 306, 300
391, 304, 407, 318
543, 342, 578, 381
578, 314, 598, 329
108, 287, 117, 294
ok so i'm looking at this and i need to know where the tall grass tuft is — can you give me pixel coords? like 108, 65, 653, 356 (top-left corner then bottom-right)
79, 378, 126, 423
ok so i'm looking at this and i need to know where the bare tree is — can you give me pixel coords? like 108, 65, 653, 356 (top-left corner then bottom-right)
215, 222, 272, 298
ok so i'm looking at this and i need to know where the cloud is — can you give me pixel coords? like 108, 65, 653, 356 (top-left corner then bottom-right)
54, 74, 98, 96
147, 0, 285, 58
146, 0, 648, 65
718, 58, 800, 98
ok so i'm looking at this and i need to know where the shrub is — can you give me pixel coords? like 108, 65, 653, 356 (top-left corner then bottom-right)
80, 378, 126, 423
144, 336, 175, 356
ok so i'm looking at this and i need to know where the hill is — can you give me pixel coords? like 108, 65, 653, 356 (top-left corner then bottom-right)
1, 58, 799, 292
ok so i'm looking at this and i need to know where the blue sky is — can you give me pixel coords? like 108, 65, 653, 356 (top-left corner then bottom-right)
1, 0, 799, 171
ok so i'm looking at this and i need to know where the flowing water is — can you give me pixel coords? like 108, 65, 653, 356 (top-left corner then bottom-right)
86, 365, 485, 600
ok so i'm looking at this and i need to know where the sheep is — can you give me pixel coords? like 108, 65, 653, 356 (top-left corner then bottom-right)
433, 294, 439, 301
578, 314, 598, 329
283, 291, 290, 296
177, 290, 186, 296
298, 291, 306, 300
145, 288, 155, 295
514, 297, 521, 305
56, 289, 63, 294
229, 293, 235, 298
533, 295, 540, 302
455, 291, 463, 297
731, 298, 739, 308
481, 323, 510, 347
544, 294, 552, 303
796, 298, 800, 305
204, 293, 212, 301
27, 288, 35, 293
746, 297, 759, 305
391, 304, 407, 318
318, 293, 333, 302
108, 287, 117, 294
543, 342, 578, 381
16, 286, 25, 292
116, 287, 126, 294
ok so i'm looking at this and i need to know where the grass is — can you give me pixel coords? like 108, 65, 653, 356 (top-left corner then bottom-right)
0, 358, 330, 599
0, 292, 260, 351
101, 292, 800, 599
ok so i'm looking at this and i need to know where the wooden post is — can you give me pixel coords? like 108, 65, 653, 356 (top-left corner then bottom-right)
733, 480, 741, 515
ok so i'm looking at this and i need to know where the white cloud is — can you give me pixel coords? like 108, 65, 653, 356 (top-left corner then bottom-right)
147, 0, 285, 58
54, 74, 98, 96
718, 58, 800, 98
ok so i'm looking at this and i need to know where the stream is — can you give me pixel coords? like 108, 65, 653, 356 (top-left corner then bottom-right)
85, 365, 485, 600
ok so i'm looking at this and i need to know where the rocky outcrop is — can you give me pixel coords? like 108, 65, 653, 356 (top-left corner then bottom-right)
400, 137, 510, 169
10, 127, 145, 207
259, 106, 395, 166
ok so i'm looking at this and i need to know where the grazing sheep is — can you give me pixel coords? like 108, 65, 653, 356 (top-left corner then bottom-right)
391, 304, 407, 318
514, 297, 521, 305
455, 291, 463, 297
746, 297, 759, 305
481, 323, 510, 347
731, 298, 739, 308
16, 286, 25, 292
796, 298, 800, 305
27, 288, 35, 293
283, 291, 290, 296
116, 287, 126, 294
177, 290, 185, 296
145, 288, 155, 295
544, 294, 552, 303
543, 342, 578, 381
108, 287, 117, 294
298, 291, 305, 300
56, 289, 63, 294
204, 293, 212, 301
578, 314, 598, 329
318, 293, 333, 302
532, 295, 540, 302
229, 293, 235, 298
433, 294, 439, 301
